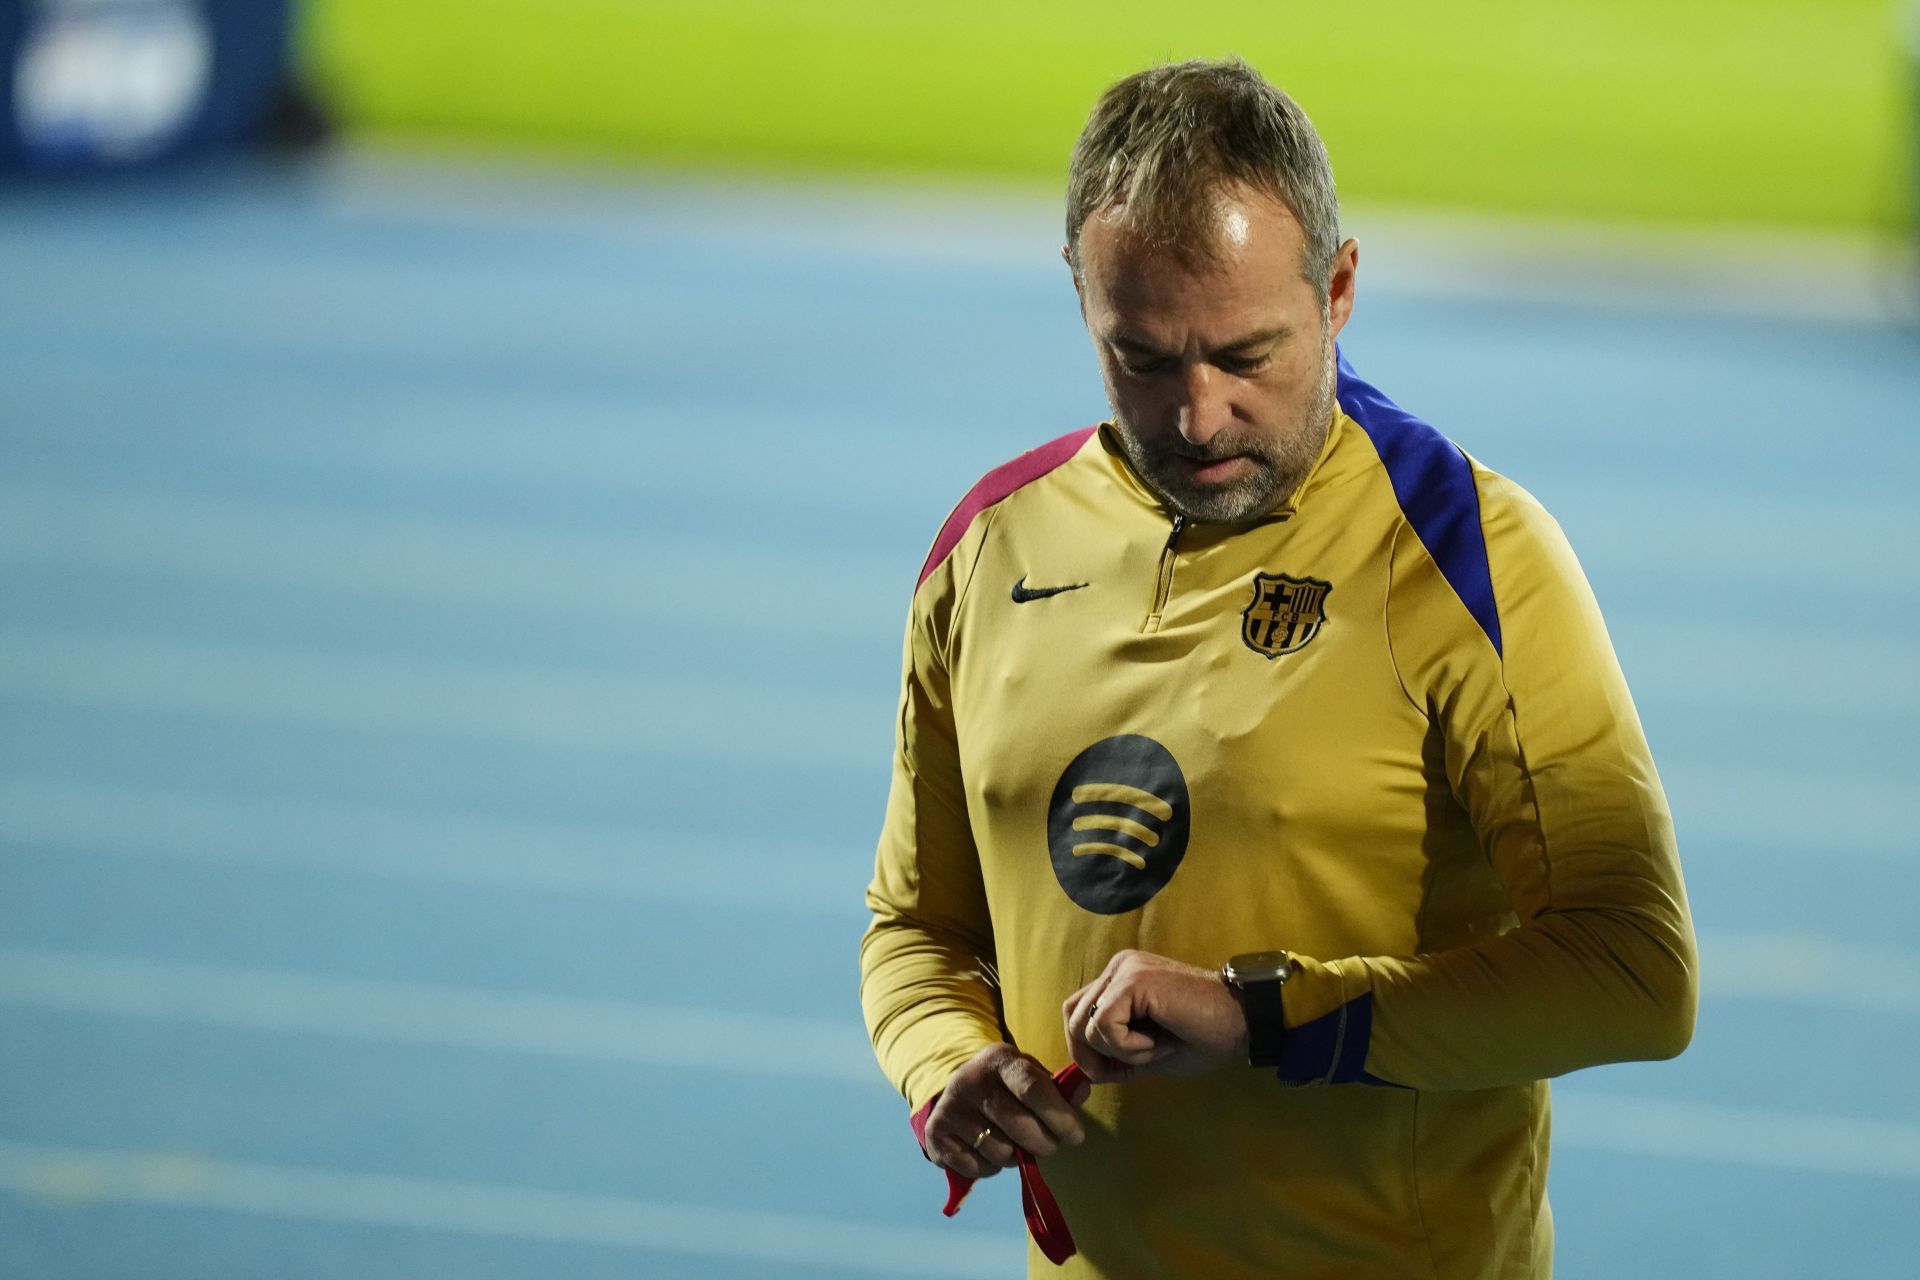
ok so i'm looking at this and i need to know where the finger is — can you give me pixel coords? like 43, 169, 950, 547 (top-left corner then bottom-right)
998, 1055, 1086, 1147
975, 1129, 1022, 1169
958, 1154, 1006, 1179
930, 1131, 1005, 1180
1089, 1018, 1159, 1065
957, 1119, 1021, 1170
929, 1120, 1004, 1169
1064, 988, 1138, 1085
1063, 983, 1103, 1041
1086, 990, 1160, 1064
1066, 1025, 1102, 1078
1067, 1005, 1126, 1082
1068, 1029, 1134, 1083
980, 1088, 1059, 1158
1064, 983, 1110, 1050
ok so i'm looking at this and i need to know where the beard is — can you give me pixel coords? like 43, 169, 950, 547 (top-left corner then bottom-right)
1111, 335, 1335, 526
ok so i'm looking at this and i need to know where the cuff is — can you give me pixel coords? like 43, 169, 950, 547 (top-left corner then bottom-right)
909, 1091, 940, 1160
1274, 992, 1396, 1086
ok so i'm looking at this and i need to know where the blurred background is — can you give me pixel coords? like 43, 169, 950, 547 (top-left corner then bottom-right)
1, 1, 1917, 1276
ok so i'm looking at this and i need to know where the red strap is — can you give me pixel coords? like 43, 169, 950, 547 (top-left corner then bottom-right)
930, 1063, 1088, 1266
1018, 1140, 1077, 1266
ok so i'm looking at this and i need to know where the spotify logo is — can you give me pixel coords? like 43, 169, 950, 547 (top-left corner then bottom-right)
1046, 735, 1191, 915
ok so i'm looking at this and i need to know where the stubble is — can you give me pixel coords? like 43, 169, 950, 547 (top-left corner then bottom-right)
1114, 332, 1335, 526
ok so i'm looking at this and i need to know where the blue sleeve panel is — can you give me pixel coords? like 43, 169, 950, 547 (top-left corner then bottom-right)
1334, 348, 1504, 658
1274, 992, 1397, 1086
1279, 347, 1507, 1089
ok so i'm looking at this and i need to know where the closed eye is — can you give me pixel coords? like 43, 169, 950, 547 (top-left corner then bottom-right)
1116, 353, 1174, 376
1216, 353, 1271, 376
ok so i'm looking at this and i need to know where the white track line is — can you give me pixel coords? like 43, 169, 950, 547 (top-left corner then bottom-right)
1658, 762, 1913, 859
1696, 932, 1920, 1018
2, 386, 958, 522
1552, 1093, 1920, 1182
12, 782, 1915, 975
11, 764, 1902, 924
4, 481, 1915, 627
0, 777, 861, 917
3, 777, 1916, 1012
0, 626, 890, 770
3, 947, 1919, 1186
0, 625, 1909, 855
3, 924, 1904, 1066
2, 924, 1916, 1087
0, 950, 877, 1084
0, 482, 904, 640
1616, 622, 1920, 720
0, 1139, 1022, 1277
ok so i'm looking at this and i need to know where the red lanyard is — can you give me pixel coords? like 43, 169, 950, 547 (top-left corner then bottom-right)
935, 1063, 1087, 1266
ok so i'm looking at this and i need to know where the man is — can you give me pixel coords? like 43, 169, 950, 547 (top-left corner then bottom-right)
860, 57, 1695, 1280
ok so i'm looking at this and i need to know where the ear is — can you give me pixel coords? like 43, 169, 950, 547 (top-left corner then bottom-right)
1062, 244, 1082, 297
1326, 238, 1359, 339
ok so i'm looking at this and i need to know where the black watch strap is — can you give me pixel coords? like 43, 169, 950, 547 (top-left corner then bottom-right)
1240, 978, 1287, 1068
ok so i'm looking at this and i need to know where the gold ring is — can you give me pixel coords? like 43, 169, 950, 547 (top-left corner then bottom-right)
971, 1125, 995, 1152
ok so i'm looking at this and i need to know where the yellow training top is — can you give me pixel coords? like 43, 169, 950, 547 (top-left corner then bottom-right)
861, 352, 1697, 1280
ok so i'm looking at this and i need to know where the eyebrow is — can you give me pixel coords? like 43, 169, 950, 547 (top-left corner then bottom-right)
1107, 325, 1294, 357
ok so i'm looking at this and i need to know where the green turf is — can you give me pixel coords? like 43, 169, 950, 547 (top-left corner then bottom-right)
300, 0, 1912, 234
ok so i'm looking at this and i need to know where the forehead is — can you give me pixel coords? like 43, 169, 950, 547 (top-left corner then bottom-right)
1078, 189, 1316, 338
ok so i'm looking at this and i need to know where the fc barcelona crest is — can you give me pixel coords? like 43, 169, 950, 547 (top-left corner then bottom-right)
1241, 572, 1333, 658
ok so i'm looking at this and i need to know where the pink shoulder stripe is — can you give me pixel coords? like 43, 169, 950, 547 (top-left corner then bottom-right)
916, 427, 1098, 588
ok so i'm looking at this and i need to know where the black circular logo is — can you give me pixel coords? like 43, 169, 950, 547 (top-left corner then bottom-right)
1047, 735, 1191, 915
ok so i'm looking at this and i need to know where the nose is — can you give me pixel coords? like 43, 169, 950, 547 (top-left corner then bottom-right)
1177, 363, 1233, 448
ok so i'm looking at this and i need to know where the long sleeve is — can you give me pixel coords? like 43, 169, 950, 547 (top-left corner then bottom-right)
859, 553, 1005, 1111
1276, 468, 1698, 1091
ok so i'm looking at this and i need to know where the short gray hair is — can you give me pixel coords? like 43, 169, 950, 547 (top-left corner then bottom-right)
1065, 58, 1340, 289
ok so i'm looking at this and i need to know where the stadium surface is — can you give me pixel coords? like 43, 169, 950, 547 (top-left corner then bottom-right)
1, 154, 1917, 1277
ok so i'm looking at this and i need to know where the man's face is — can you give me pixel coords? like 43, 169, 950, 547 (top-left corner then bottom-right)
1072, 187, 1357, 524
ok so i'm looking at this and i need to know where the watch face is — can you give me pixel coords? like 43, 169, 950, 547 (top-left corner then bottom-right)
1227, 951, 1292, 983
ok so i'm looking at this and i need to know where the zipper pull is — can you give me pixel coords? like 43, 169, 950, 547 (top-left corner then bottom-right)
1164, 514, 1187, 551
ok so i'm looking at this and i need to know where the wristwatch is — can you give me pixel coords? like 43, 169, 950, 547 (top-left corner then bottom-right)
1222, 951, 1292, 1068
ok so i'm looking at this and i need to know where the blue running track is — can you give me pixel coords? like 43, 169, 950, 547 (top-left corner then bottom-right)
1, 155, 1917, 1278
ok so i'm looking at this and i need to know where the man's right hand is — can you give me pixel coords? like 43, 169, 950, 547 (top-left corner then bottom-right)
921, 1043, 1091, 1180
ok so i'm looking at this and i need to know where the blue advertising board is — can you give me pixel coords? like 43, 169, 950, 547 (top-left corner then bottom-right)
0, 0, 297, 170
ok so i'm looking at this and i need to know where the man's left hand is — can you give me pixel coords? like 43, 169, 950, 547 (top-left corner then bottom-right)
1062, 950, 1250, 1083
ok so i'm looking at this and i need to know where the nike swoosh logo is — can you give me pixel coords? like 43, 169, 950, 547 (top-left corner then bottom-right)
1012, 576, 1089, 603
